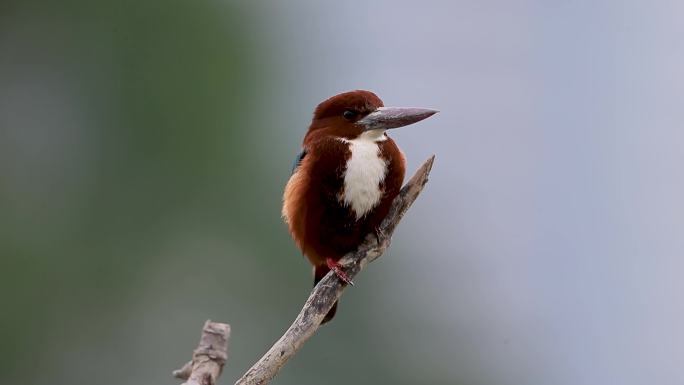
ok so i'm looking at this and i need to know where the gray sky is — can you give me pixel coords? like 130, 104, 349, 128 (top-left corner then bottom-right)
268, 1, 684, 384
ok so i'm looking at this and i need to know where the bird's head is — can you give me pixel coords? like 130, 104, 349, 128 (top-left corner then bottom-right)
304, 90, 437, 145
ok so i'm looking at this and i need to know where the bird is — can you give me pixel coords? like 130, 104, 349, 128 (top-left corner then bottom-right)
282, 90, 437, 323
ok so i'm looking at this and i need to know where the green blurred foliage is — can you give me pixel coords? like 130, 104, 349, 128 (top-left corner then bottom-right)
0, 1, 303, 383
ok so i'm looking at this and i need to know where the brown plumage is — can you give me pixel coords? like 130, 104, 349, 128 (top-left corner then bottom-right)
283, 90, 437, 323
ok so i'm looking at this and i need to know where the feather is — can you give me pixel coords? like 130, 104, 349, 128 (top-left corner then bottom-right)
291, 149, 307, 175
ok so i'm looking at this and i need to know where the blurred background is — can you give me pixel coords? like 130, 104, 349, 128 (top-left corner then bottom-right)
2, 1, 683, 384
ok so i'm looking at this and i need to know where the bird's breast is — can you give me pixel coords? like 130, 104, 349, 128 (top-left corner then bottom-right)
339, 132, 389, 220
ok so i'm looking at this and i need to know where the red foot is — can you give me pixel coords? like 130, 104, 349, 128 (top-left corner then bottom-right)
326, 258, 354, 286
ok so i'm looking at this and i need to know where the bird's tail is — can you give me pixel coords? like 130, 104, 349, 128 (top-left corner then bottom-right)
314, 265, 338, 324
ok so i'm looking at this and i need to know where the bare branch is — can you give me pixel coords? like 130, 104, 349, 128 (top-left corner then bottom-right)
234, 155, 436, 385
174, 320, 231, 385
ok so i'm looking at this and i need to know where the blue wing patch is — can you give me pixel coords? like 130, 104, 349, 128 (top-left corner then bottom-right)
291, 149, 307, 175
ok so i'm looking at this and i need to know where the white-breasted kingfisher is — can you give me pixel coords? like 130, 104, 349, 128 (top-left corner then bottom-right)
282, 90, 437, 323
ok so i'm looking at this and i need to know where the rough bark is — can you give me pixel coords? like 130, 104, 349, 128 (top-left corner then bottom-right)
173, 320, 231, 385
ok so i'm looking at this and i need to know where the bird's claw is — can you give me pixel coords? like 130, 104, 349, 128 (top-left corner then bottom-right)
374, 227, 386, 245
326, 258, 355, 286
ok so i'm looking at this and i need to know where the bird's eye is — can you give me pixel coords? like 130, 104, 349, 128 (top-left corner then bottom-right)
342, 110, 358, 121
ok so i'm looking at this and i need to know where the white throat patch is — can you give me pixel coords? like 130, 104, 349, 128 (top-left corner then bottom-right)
339, 130, 388, 220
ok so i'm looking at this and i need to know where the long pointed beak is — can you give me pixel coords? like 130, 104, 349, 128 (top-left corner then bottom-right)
357, 106, 438, 131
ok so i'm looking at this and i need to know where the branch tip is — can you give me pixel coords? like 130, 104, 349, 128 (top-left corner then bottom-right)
174, 320, 231, 385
